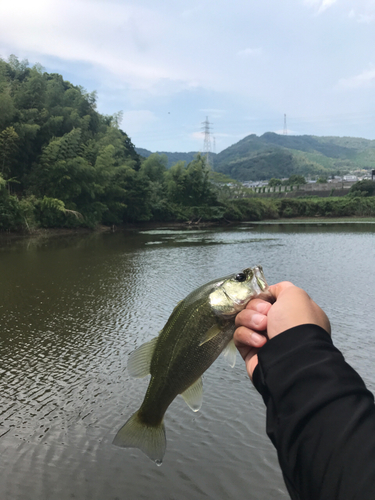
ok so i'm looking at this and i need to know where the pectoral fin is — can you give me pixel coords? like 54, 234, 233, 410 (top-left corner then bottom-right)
222, 338, 237, 368
181, 377, 203, 412
127, 337, 158, 378
199, 324, 222, 346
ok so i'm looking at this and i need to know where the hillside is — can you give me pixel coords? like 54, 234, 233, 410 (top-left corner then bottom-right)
213, 132, 375, 181
135, 148, 215, 168
0, 56, 223, 230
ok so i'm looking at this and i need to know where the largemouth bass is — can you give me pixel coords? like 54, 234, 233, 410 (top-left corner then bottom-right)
113, 265, 271, 464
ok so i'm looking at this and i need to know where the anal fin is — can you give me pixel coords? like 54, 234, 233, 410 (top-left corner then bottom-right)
181, 377, 203, 412
222, 338, 237, 368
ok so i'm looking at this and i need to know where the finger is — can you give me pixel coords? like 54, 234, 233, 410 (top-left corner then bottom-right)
267, 283, 331, 337
234, 326, 267, 352
245, 298, 273, 314
235, 308, 268, 330
244, 350, 259, 380
268, 281, 295, 300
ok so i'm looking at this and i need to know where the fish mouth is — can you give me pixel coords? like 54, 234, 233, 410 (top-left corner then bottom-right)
209, 265, 273, 317
242, 265, 273, 304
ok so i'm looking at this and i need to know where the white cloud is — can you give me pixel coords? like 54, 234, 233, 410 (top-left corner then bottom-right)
1, 0, 375, 150
348, 7, 375, 23
338, 66, 375, 88
346, 0, 375, 22
304, 0, 338, 14
0, 0, 191, 89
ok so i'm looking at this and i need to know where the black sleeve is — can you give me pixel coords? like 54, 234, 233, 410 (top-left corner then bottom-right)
252, 324, 375, 500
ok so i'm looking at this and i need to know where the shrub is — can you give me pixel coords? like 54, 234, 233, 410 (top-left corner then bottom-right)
348, 180, 375, 197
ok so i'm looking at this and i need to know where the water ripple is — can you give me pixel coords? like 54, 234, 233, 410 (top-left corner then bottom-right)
0, 227, 374, 499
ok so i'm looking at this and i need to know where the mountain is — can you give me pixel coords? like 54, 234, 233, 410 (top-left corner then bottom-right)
135, 148, 216, 168
213, 132, 375, 181
137, 133, 375, 181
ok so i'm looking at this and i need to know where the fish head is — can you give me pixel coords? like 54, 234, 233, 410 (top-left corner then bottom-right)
209, 265, 272, 317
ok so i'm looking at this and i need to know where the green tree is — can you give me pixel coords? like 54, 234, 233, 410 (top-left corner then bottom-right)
0, 126, 19, 177
165, 160, 188, 204
184, 154, 215, 206
122, 169, 153, 222
13, 69, 46, 111
165, 154, 217, 207
287, 174, 306, 185
31, 128, 96, 204
0, 87, 16, 129
268, 178, 282, 187
140, 153, 167, 182
0, 56, 150, 228
349, 180, 375, 197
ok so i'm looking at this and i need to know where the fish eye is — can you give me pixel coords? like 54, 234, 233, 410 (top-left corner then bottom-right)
235, 273, 246, 282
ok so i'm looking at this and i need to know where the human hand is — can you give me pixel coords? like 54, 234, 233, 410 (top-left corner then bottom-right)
234, 281, 331, 379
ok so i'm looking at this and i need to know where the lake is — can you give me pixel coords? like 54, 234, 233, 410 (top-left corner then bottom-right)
1, 222, 375, 500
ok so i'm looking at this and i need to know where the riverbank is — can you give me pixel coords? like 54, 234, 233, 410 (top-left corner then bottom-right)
0, 225, 110, 243
0, 220, 226, 243
3, 215, 375, 245
2, 188, 375, 235
246, 216, 375, 224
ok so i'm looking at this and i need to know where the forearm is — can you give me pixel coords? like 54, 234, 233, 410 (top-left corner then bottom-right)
253, 324, 375, 500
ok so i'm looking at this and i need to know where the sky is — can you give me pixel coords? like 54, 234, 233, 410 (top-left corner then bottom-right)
1, 0, 375, 153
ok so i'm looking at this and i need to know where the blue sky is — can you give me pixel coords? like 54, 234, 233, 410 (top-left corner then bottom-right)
1, 0, 375, 152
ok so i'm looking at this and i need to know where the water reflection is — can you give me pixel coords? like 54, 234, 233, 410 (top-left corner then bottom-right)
0, 224, 374, 499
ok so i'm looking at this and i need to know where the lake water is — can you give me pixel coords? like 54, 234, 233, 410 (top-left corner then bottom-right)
1, 223, 375, 500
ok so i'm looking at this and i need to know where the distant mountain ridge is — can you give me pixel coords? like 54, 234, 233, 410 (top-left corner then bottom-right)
214, 132, 375, 181
137, 132, 375, 181
135, 148, 214, 169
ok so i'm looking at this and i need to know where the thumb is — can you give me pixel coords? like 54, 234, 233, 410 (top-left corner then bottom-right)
269, 281, 295, 301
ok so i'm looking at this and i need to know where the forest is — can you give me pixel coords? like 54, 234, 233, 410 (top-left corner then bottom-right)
0, 56, 228, 231
1, 55, 375, 233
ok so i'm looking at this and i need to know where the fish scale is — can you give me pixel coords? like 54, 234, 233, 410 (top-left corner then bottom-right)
113, 265, 271, 464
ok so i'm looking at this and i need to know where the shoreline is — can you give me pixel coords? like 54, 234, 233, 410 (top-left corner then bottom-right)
242, 216, 375, 225
0, 220, 226, 242
1, 216, 375, 242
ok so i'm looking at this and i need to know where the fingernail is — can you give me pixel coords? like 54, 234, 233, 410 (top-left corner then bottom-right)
256, 302, 270, 314
252, 313, 265, 327
251, 332, 264, 344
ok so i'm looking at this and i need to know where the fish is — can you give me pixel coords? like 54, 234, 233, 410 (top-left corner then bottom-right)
113, 265, 271, 465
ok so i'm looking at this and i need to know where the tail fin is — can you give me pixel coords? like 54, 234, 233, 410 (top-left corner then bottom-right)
112, 411, 166, 465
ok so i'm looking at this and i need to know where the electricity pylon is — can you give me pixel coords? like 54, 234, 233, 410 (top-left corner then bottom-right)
283, 114, 288, 135
202, 116, 212, 167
